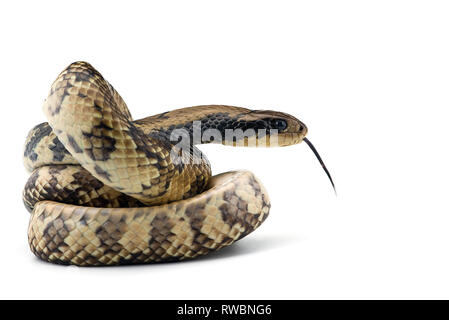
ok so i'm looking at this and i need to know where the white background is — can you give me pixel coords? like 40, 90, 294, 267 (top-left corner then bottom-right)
0, 0, 448, 299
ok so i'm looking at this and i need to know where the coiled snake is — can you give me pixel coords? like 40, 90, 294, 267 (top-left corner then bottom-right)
23, 62, 334, 266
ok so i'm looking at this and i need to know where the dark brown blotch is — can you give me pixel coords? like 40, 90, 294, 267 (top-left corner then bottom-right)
67, 134, 83, 153
94, 164, 112, 181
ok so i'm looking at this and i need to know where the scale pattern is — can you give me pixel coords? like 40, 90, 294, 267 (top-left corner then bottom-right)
24, 61, 307, 266
28, 171, 270, 266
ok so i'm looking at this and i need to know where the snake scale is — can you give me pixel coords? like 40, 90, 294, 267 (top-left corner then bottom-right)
23, 61, 331, 266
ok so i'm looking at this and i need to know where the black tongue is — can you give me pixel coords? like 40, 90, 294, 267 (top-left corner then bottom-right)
303, 137, 336, 194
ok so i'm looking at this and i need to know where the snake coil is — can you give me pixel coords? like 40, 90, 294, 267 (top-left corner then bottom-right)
23, 62, 329, 266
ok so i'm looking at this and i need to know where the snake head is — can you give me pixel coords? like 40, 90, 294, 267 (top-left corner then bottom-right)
237, 110, 308, 147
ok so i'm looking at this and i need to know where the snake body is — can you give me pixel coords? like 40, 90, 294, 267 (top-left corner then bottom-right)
23, 62, 307, 266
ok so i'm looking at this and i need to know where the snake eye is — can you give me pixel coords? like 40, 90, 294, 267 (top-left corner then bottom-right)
273, 119, 287, 131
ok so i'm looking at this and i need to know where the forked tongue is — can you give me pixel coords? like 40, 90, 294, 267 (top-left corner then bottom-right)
303, 137, 336, 194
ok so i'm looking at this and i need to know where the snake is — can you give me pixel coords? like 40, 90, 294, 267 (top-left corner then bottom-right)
23, 61, 334, 266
